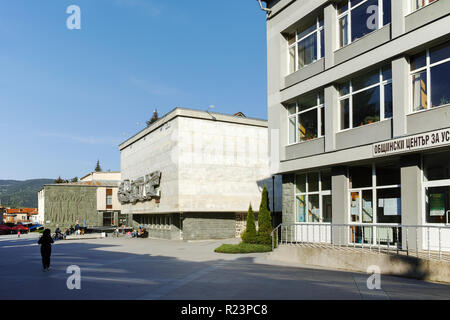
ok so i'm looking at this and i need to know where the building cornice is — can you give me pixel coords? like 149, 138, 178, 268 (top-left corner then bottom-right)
119, 107, 268, 151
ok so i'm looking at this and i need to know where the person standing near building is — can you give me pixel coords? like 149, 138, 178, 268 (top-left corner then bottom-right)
17, 230, 21, 238
38, 229, 54, 272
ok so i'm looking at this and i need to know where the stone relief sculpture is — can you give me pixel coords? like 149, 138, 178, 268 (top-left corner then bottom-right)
118, 171, 161, 204
46, 187, 98, 227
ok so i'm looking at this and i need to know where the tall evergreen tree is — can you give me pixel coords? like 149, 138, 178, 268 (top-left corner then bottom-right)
95, 160, 102, 172
241, 204, 257, 244
54, 176, 65, 184
257, 185, 272, 245
146, 109, 159, 127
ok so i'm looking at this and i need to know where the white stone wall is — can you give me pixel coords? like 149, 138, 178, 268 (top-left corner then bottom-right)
81, 172, 121, 182
96, 187, 121, 211
120, 118, 180, 214
119, 113, 282, 216
177, 117, 275, 213
37, 189, 45, 225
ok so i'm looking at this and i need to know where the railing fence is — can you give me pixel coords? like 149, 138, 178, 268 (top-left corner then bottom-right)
271, 223, 450, 260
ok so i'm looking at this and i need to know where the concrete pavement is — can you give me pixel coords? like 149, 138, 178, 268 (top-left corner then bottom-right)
0, 235, 449, 300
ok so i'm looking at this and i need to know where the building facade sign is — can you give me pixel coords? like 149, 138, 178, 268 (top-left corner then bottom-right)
118, 171, 161, 204
373, 128, 450, 157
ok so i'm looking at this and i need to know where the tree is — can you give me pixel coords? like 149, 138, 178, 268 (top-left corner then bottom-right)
146, 109, 159, 127
71, 177, 79, 183
54, 176, 66, 184
257, 185, 272, 245
95, 160, 102, 172
241, 204, 257, 244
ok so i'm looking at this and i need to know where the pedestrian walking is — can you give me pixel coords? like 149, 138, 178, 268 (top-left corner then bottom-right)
17, 230, 21, 238
38, 229, 54, 272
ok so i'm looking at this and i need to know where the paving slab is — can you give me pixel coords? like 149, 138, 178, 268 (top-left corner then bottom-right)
0, 236, 449, 300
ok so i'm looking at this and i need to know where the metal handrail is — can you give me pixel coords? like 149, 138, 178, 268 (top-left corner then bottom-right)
270, 222, 450, 260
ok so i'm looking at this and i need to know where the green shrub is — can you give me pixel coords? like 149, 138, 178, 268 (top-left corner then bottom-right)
214, 242, 272, 254
241, 204, 257, 244
256, 185, 273, 246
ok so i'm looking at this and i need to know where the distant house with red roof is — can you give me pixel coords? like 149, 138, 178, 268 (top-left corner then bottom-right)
3, 208, 38, 224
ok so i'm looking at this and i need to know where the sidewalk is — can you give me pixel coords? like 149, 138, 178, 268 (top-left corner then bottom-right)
0, 233, 41, 241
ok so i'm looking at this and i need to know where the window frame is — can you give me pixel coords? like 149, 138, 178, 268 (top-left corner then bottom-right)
348, 164, 401, 225
287, 16, 324, 75
287, 92, 325, 145
338, 67, 392, 132
336, 0, 389, 49
409, 46, 450, 114
421, 153, 450, 226
408, 0, 438, 14
294, 171, 332, 224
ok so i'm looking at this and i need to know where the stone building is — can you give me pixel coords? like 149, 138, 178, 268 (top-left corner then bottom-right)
39, 172, 124, 230
119, 107, 282, 240
261, 0, 450, 250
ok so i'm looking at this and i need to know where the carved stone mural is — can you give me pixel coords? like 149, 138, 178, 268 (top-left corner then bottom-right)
118, 171, 161, 204
44, 186, 98, 229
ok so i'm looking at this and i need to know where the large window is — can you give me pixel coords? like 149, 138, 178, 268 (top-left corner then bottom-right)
288, 17, 324, 74
409, 0, 437, 13
288, 91, 324, 144
424, 151, 450, 224
106, 188, 113, 209
349, 163, 401, 224
339, 65, 392, 130
338, 0, 391, 48
349, 163, 401, 245
295, 171, 332, 223
411, 41, 450, 112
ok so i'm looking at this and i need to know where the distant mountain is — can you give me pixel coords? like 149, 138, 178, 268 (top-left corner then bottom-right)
0, 179, 54, 208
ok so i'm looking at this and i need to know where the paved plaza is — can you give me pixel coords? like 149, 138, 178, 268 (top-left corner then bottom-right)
0, 234, 449, 300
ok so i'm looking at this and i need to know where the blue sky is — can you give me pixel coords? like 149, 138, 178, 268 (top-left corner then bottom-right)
0, 0, 268, 180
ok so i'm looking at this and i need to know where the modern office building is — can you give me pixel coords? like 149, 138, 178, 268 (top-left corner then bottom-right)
119, 107, 281, 240
262, 0, 450, 250
39, 172, 124, 230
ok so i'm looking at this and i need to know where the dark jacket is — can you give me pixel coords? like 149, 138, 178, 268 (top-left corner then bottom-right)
38, 236, 54, 252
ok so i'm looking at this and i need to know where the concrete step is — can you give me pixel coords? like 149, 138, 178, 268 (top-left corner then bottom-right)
269, 244, 450, 283
64, 233, 105, 240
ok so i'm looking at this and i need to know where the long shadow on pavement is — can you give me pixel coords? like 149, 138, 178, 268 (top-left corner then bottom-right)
0, 238, 449, 300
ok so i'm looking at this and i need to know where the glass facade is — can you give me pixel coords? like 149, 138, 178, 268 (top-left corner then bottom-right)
278, 0, 450, 251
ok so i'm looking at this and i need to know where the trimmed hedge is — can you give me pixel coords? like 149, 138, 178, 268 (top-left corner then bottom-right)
214, 242, 272, 254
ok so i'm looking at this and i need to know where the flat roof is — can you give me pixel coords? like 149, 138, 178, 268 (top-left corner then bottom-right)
43, 181, 119, 188
80, 171, 121, 181
119, 107, 268, 151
